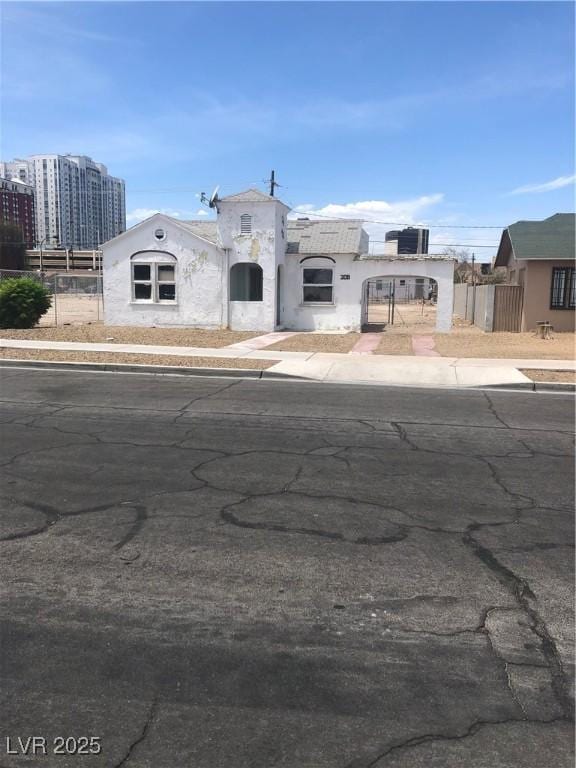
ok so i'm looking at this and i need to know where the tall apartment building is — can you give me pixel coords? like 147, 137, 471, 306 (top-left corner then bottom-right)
384, 227, 429, 256
0, 177, 36, 247
0, 155, 126, 248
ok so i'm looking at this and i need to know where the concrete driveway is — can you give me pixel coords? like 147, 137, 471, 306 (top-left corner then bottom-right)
0, 369, 573, 767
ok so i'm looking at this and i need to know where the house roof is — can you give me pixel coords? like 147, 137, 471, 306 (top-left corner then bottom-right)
494, 213, 575, 266
219, 188, 284, 204
181, 220, 218, 243
286, 219, 368, 255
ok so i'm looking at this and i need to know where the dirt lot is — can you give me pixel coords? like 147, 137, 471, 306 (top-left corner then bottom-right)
368, 301, 437, 333
0, 325, 261, 348
520, 368, 576, 383
0, 348, 274, 369
434, 329, 575, 359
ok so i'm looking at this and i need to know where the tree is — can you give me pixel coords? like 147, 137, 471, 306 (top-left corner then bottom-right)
440, 246, 471, 263
440, 247, 472, 283
480, 271, 507, 285
0, 222, 27, 271
0, 278, 52, 328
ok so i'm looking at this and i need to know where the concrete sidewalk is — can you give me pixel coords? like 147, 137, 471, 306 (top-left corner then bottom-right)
1, 337, 574, 388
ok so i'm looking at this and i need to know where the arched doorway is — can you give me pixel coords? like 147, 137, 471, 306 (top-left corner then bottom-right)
361, 276, 438, 332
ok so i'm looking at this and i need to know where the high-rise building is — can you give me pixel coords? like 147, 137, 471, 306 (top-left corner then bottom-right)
0, 155, 126, 248
384, 227, 429, 255
0, 177, 36, 248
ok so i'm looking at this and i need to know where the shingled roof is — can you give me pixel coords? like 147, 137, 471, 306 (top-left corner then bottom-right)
494, 213, 575, 266
286, 219, 368, 255
180, 216, 370, 255
181, 220, 218, 243
218, 188, 280, 204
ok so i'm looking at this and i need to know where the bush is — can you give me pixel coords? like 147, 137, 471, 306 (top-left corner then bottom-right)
0, 278, 52, 329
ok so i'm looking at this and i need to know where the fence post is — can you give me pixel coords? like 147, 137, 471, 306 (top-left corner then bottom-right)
53, 277, 58, 327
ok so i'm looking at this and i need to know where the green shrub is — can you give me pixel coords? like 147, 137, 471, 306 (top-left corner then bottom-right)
0, 278, 52, 329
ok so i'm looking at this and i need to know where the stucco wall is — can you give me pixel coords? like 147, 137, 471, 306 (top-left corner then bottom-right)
103, 216, 225, 328
217, 198, 289, 332
523, 260, 575, 332
282, 255, 454, 331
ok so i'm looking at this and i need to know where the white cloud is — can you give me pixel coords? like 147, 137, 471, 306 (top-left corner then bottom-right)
126, 208, 183, 224
289, 194, 445, 253
509, 175, 576, 195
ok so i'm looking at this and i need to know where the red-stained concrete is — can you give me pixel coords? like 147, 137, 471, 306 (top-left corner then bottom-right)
412, 335, 441, 357
349, 333, 382, 355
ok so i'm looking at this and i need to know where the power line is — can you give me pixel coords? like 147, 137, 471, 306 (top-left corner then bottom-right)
286, 206, 504, 229
371, 240, 498, 248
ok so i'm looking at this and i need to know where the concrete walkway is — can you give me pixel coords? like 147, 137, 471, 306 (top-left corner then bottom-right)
1, 337, 574, 388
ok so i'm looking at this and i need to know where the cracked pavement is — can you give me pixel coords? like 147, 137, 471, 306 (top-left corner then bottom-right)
0, 367, 573, 767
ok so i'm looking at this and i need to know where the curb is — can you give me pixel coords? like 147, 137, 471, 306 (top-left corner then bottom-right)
533, 381, 575, 393
480, 380, 575, 392
0, 358, 303, 380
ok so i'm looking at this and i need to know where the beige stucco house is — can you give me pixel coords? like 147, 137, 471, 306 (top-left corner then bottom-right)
494, 213, 575, 332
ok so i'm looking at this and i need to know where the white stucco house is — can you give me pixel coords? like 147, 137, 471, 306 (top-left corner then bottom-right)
102, 188, 454, 332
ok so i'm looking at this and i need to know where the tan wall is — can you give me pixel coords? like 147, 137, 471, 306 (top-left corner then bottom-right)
523, 260, 575, 332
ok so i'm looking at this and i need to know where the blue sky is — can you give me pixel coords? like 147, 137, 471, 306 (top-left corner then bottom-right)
2, 1, 574, 258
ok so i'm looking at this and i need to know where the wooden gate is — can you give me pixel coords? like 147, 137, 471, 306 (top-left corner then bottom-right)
493, 285, 523, 332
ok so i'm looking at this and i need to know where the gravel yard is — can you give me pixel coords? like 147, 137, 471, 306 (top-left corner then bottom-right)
266, 333, 361, 353
374, 333, 414, 355
0, 325, 261, 348
0, 348, 274, 369
434, 330, 575, 359
519, 368, 576, 383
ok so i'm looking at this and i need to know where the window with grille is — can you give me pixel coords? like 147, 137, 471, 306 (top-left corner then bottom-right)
302, 268, 333, 303
550, 267, 575, 309
240, 214, 252, 234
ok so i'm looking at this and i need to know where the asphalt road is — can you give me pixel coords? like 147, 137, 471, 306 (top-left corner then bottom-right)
0, 367, 574, 768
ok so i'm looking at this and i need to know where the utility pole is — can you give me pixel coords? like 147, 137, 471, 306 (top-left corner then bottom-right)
471, 252, 476, 325
269, 170, 279, 197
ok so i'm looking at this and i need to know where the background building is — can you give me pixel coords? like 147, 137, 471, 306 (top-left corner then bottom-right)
384, 227, 429, 255
0, 154, 126, 249
0, 177, 36, 248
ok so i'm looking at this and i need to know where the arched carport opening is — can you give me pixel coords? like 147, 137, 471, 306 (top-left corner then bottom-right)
361, 275, 438, 332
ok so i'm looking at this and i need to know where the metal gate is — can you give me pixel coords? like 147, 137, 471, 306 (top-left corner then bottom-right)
0, 270, 103, 327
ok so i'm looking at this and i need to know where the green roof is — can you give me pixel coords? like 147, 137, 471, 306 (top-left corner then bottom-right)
505, 213, 575, 261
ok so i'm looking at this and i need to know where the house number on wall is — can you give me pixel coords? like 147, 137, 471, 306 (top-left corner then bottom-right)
340, 274, 351, 280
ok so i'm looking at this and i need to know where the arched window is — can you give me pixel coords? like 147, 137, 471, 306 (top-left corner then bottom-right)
240, 214, 252, 234
131, 251, 177, 303
230, 263, 263, 301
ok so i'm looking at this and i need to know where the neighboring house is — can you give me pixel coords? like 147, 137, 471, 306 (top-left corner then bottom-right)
102, 188, 455, 332
0, 177, 36, 248
494, 213, 575, 332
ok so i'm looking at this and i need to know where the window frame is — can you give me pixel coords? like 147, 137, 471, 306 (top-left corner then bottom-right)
550, 267, 575, 310
301, 267, 334, 305
131, 261, 177, 304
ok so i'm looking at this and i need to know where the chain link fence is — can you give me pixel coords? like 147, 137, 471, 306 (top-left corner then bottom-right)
0, 270, 103, 327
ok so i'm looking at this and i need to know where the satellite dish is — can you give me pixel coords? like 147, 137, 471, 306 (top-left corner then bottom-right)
209, 185, 220, 208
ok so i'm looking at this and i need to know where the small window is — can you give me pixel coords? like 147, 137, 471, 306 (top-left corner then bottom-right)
154, 228, 166, 241
230, 263, 262, 301
302, 268, 333, 303
240, 214, 252, 234
550, 267, 575, 309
